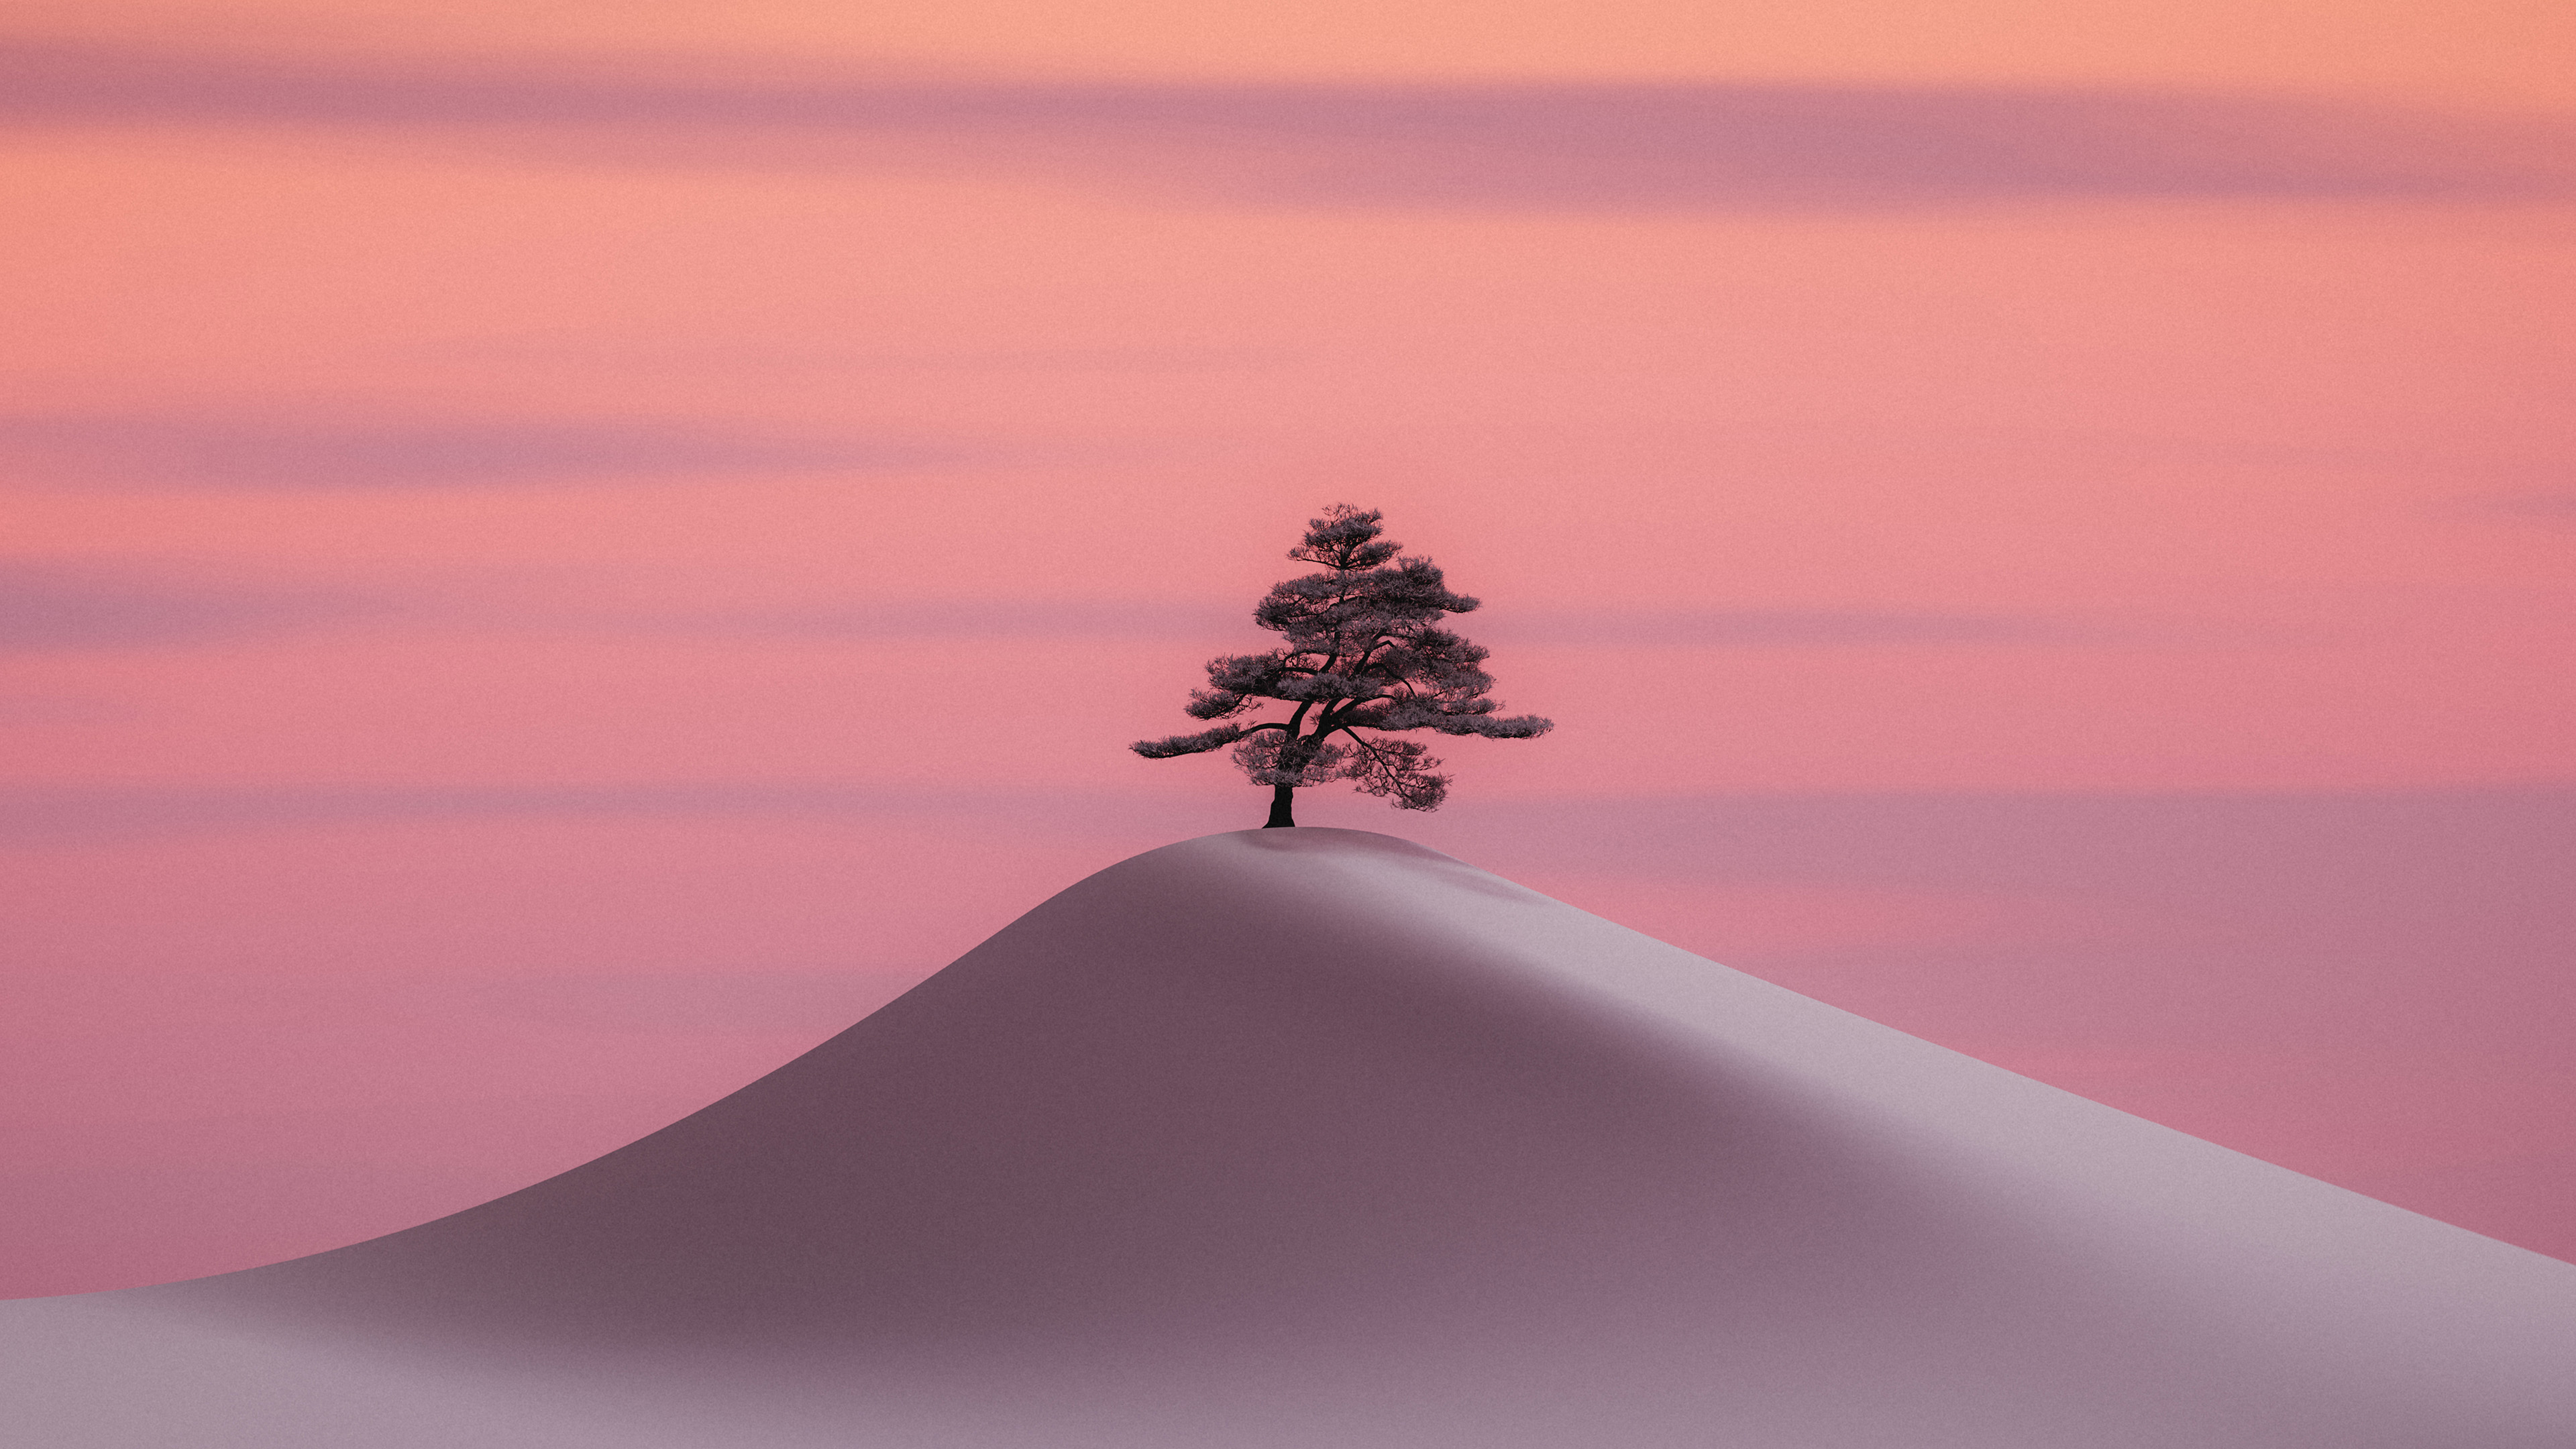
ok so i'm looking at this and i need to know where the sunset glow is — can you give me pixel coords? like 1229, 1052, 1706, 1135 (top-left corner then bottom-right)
3, 0, 2569, 1295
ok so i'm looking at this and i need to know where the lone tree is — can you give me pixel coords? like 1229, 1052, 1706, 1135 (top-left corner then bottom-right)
1132, 504, 1554, 828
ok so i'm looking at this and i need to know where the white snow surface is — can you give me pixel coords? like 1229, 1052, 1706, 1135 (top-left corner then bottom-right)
5, 828, 2573, 1447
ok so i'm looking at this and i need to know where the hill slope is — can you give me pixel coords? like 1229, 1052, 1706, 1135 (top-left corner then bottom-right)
5, 828, 2573, 1446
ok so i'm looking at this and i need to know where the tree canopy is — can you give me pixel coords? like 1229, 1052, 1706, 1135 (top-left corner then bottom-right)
1132, 504, 1553, 826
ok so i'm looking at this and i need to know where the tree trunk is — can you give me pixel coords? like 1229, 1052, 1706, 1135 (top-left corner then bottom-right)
1264, 783, 1296, 828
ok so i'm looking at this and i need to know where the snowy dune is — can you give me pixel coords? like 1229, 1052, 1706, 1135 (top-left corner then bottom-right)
5, 828, 2573, 1446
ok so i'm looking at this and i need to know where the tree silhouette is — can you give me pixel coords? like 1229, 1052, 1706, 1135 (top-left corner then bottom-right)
1133, 504, 1554, 828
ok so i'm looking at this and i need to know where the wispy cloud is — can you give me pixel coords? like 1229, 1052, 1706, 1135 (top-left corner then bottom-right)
661, 599, 1247, 642
0, 558, 2155, 657
620, 600, 2123, 647
0, 561, 388, 650
416, 338, 1289, 376
0, 413, 951, 490
2469, 491, 2576, 524
0, 563, 2249, 657
4, 41, 2565, 208
0, 782, 1022, 841
1495, 608, 2102, 647
6, 780, 2567, 888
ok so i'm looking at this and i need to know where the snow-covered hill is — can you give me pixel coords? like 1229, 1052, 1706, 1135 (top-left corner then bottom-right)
6, 828, 2572, 1446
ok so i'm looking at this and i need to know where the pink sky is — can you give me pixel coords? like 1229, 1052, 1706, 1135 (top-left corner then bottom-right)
3, 1, 2571, 1295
